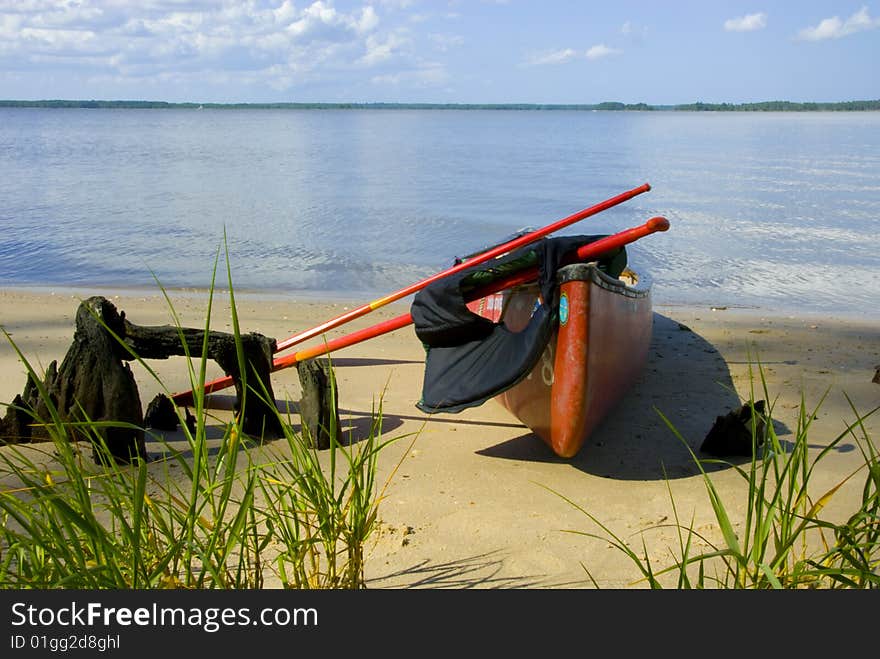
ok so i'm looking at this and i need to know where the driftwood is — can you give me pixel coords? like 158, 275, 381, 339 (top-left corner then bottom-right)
700, 400, 766, 457
296, 358, 341, 450
123, 315, 283, 439
0, 296, 283, 463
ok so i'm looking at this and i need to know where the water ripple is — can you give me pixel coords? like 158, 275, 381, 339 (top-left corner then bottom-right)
1, 108, 878, 319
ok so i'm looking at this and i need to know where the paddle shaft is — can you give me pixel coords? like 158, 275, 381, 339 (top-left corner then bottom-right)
172, 216, 668, 404
274, 183, 650, 352
274, 216, 670, 369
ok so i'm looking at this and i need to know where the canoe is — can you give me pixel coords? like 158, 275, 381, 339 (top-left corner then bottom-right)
467, 261, 653, 458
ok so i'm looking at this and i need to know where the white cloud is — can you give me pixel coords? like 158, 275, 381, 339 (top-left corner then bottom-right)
356, 6, 380, 33
724, 12, 767, 32
272, 1, 297, 25
528, 48, 578, 66
0, 0, 397, 94
585, 44, 621, 60
358, 31, 411, 66
19, 26, 100, 52
526, 44, 621, 66
286, 1, 377, 39
797, 6, 880, 41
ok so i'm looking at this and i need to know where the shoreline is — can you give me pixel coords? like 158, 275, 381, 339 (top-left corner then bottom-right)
4, 100, 880, 112
3, 282, 879, 326
1, 288, 878, 588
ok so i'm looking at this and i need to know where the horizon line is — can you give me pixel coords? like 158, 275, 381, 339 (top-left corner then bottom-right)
2, 98, 879, 111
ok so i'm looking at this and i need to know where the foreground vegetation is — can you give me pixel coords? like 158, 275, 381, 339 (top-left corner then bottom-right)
0, 251, 411, 589
557, 365, 879, 588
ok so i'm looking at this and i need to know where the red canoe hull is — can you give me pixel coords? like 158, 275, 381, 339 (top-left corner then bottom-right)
471, 263, 653, 458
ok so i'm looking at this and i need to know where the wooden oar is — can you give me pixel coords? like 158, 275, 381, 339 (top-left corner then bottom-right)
172, 216, 668, 405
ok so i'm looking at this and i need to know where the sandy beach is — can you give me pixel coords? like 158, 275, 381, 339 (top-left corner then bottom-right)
1, 287, 878, 588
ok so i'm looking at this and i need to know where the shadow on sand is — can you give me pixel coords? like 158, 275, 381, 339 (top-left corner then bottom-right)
475, 312, 791, 481
367, 549, 587, 589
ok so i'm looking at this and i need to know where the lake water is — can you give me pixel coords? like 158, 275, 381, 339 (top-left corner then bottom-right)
1, 108, 878, 320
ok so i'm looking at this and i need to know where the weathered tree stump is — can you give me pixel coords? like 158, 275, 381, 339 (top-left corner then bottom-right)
0, 295, 284, 463
297, 358, 340, 449
0, 296, 146, 463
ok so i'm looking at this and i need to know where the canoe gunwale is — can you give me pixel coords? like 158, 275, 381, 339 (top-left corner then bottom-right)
557, 261, 652, 299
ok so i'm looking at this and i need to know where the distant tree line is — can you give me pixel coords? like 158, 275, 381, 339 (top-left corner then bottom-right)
1, 99, 878, 111
673, 100, 880, 112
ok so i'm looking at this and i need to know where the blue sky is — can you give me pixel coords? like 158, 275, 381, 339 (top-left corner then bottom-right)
1, 1, 878, 104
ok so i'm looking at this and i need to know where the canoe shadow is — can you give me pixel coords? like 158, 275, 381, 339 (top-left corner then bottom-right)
325, 357, 423, 368
476, 312, 786, 481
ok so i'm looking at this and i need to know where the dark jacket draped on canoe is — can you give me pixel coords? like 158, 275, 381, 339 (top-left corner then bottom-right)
411, 235, 626, 414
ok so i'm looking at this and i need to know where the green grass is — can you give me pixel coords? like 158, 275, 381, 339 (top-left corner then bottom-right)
551, 363, 879, 588
0, 241, 412, 589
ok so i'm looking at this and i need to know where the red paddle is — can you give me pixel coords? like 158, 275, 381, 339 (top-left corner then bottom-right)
275, 182, 651, 352
172, 216, 669, 405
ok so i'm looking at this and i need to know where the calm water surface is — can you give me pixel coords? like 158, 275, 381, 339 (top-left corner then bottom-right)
1, 108, 878, 320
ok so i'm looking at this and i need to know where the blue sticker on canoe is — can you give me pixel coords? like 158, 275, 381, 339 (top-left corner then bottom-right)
559, 293, 569, 325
